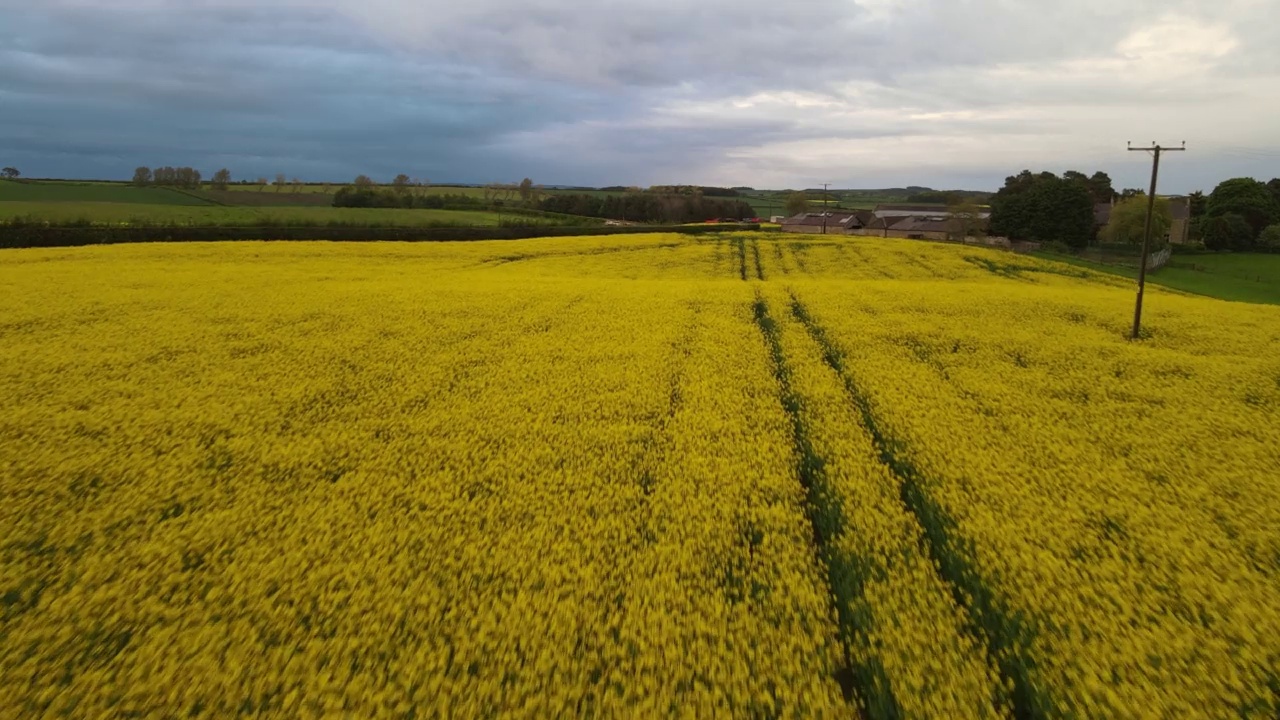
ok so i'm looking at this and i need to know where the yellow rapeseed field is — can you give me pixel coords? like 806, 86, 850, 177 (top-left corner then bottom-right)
1, 234, 1278, 718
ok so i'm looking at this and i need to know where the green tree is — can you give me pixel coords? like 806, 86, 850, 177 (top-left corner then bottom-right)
1, 167, 20, 179
1088, 171, 1115, 203
518, 177, 534, 204
211, 168, 232, 191
1257, 223, 1280, 250
784, 192, 810, 216
1206, 177, 1279, 238
1063, 170, 1089, 190
989, 171, 1094, 247
132, 167, 152, 187
354, 175, 375, 189
1103, 195, 1172, 248
1064, 170, 1115, 203
1202, 213, 1254, 251
392, 174, 411, 194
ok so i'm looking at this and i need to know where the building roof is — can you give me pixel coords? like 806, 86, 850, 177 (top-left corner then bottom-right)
781, 211, 861, 227
890, 217, 960, 234
864, 215, 908, 230
873, 203, 990, 220
875, 203, 951, 213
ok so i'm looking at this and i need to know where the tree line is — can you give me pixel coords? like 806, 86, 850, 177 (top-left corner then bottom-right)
1196, 178, 1280, 250
331, 176, 757, 223
132, 166, 222, 190
540, 192, 755, 224
988, 168, 1280, 251
596, 185, 743, 197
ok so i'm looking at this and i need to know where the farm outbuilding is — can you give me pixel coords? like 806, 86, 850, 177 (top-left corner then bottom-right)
847, 215, 992, 243
872, 203, 990, 221
780, 211, 871, 234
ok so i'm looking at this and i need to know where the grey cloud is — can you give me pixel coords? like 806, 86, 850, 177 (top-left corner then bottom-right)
0, 0, 1277, 190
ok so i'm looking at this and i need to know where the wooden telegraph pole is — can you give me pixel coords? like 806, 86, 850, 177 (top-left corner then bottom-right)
822, 183, 830, 235
1127, 141, 1185, 339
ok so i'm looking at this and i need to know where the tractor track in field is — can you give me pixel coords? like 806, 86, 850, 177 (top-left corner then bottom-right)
787, 289, 1050, 720
751, 291, 882, 718
476, 242, 684, 267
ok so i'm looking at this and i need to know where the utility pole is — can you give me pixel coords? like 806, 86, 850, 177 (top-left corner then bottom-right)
822, 183, 830, 234
1127, 141, 1185, 340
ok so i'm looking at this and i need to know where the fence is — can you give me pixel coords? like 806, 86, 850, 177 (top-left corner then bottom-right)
1144, 246, 1172, 272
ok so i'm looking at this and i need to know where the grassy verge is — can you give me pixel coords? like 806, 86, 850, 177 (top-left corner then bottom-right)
1034, 251, 1280, 305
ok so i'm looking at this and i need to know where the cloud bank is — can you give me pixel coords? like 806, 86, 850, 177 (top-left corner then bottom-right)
1, 0, 1277, 191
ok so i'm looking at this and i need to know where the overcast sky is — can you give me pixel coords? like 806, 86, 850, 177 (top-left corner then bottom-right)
2, 0, 1278, 192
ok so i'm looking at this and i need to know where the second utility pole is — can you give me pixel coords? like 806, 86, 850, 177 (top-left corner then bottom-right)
1127, 141, 1185, 339
822, 183, 830, 234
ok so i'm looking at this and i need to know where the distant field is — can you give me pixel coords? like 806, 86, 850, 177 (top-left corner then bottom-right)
0, 180, 210, 206
0, 202, 524, 228
222, 184, 336, 194
740, 191, 898, 217
194, 190, 334, 207
1035, 251, 1280, 305
223, 184, 496, 199
1, 181, 884, 219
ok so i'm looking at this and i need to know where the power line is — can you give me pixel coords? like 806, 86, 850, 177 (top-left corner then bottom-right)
1127, 141, 1186, 340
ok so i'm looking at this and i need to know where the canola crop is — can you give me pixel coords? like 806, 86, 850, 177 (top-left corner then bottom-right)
1, 235, 1278, 718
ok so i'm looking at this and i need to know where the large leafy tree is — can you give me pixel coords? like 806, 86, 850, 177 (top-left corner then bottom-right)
990, 171, 1095, 247
1088, 171, 1116, 203
1206, 178, 1279, 239
1064, 170, 1115, 204
784, 192, 810, 216
1103, 195, 1172, 248
1258, 224, 1280, 250
1202, 213, 1255, 251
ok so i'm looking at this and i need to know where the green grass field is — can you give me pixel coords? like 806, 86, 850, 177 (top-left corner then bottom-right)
2, 181, 884, 220
0, 202, 526, 228
0, 180, 211, 206
224, 184, 498, 198
1035, 251, 1280, 305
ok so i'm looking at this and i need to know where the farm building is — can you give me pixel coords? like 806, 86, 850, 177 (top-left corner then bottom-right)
1093, 202, 1113, 228
780, 211, 872, 234
872, 203, 991, 221
848, 216, 905, 237
1167, 197, 1191, 244
848, 214, 992, 243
